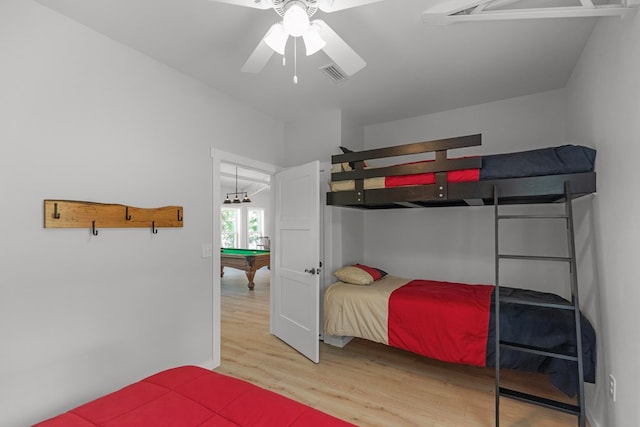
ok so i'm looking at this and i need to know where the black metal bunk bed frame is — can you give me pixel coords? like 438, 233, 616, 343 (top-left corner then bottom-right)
326, 134, 596, 427
326, 134, 595, 209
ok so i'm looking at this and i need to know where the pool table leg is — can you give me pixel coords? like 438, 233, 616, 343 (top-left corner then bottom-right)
245, 270, 256, 290
220, 266, 256, 290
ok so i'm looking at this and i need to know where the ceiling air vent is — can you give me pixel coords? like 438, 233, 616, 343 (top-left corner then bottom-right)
320, 63, 348, 83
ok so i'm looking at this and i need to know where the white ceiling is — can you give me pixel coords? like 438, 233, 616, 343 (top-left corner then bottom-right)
220, 162, 271, 195
35, 0, 599, 126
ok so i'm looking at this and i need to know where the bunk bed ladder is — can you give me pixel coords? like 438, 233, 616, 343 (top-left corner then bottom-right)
494, 181, 586, 427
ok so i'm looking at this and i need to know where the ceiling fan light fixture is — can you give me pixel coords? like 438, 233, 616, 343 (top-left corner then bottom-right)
264, 22, 288, 55
302, 22, 326, 56
283, 1, 310, 37
316, 0, 333, 11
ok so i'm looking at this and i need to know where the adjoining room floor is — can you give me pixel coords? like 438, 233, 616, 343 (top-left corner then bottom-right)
217, 269, 586, 427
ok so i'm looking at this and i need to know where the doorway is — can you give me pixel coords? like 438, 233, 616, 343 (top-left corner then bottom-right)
210, 149, 279, 367
219, 162, 271, 291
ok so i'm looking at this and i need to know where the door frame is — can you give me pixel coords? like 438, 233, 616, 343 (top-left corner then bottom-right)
210, 148, 279, 366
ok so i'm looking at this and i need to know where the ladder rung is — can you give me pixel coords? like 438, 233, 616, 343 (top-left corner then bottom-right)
497, 214, 568, 220
498, 254, 572, 262
499, 296, 575, 310
500, 341, 578, 361
499, 387, 580, 415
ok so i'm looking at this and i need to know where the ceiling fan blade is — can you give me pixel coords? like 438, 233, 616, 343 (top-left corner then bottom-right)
208, 0, 273, 10
318, 0, 383, 13
314, 19, 365, 76
241, 39, 275, 73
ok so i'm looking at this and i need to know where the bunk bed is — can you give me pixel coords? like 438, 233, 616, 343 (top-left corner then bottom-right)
324, 134, 597, 426
326, 134, 596, 208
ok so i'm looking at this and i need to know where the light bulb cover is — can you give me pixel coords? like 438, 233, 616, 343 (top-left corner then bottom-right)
302, 22, 326, 56
264, 23, 288, 55
316, 0, 333, 12
283, 1, 310, 37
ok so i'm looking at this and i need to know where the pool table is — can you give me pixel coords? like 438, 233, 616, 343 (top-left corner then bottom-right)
220, 248, 270, 290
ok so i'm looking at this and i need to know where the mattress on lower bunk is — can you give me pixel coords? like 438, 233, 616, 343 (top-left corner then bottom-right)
329, 144, 596, 192
324, 276, 596, 397
33, 365, 354, 427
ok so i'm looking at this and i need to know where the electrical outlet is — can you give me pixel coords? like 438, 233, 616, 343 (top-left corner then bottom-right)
609, 374, 616, 402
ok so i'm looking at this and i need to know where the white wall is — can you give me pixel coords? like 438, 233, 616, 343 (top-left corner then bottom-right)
341, 111, 365, 151
364, 89, 567, 154
362, 89, 570, 287
283, 108, 342, 167
0, 1, 283, 426
565, 12, 640, 427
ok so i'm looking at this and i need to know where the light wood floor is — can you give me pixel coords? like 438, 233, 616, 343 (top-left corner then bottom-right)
216, 269, 585, 427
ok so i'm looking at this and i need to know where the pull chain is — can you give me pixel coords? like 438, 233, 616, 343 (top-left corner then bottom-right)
293, 37, 298, 84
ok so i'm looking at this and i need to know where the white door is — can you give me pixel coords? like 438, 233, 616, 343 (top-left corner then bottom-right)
272, 161, 320, 363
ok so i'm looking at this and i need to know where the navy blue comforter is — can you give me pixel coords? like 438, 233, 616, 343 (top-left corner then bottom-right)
485, 287, 597, 397
480, 145, 597, 180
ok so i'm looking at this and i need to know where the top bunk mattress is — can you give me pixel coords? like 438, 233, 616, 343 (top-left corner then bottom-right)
329, 144, 596, 192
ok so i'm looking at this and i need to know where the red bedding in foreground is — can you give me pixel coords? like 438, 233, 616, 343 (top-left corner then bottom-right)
388, 280, 494, 366
34, 366, 354, 427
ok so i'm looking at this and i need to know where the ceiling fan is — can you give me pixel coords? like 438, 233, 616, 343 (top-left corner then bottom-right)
210, 0, 383, 78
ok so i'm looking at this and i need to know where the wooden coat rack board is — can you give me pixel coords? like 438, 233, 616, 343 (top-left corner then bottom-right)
44, 200, 183, 235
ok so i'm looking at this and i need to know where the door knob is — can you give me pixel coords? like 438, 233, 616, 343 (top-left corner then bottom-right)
304, 268, 317, 275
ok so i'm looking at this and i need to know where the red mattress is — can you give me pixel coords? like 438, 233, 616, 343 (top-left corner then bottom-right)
33, 365, 354, 427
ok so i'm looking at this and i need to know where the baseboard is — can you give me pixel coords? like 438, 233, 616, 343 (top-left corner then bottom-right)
586, 407, 602, 427
322, 335, 353, 348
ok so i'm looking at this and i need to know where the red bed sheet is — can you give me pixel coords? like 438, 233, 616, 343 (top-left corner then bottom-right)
34, 366, 354, 427
388, 280, 494, 366
384, 158, 480, 188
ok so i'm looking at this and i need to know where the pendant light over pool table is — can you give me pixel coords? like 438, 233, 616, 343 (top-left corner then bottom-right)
223, 166, 251, 204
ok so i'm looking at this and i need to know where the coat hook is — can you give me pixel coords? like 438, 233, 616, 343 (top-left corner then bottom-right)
177, 209, 183, 221
91, 220, 99, 236
125, 206, 131, 220
53, 202, 61, 219
151, 221, 158, 234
